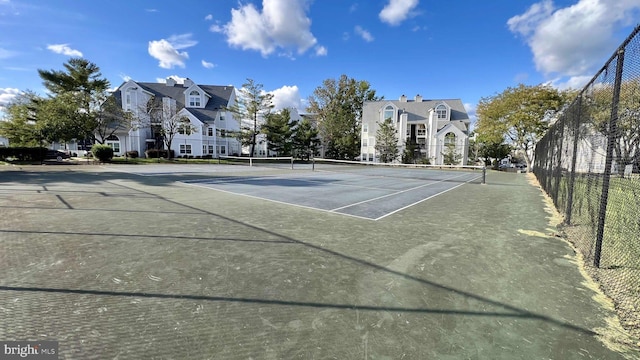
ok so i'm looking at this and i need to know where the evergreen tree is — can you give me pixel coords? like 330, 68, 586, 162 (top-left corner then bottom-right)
262, 108, 297, 156
375, 118, 399, 163
292, 117, 321, 160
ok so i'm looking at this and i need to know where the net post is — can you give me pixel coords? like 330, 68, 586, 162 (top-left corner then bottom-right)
312, 158, 315, 171
290, 157, 294, 170
249, 158, 253, 167
482, 166, 486, 185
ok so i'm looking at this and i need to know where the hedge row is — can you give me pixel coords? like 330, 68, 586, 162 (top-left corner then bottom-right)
0, 147, 48, 161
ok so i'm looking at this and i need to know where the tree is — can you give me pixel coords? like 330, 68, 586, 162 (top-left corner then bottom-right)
401, 139, 419, 164
584, 79, 640, 174
307, 75, 379, 160
475, 84, 568, 171
226, 79, 274, 156
375, 118, 399, 163
442, 144, 462, 165
94, 94, 135, 144
37, 58, 110, 142
477, 137, 512, 168
262, 108, 297, 156
0, 91, 42, 146
292, 117, 320, 160
141, 96, 196, 158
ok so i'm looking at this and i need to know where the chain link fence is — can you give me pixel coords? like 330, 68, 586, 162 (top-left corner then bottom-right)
534, 25, 640, 342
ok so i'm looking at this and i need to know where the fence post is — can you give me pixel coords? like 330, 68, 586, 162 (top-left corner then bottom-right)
565, 96, 582, 225
594, 49, 625, 268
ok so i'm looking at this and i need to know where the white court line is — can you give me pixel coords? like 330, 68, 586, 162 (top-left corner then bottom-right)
373, 174, 482, 221
181, 181, 375, 221
329, 172, 474, 212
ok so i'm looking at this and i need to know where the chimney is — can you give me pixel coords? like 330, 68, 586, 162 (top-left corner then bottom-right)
183, 78, 194, 87
166, 77, 176, 87
415, 94, 422, 102
399, 94, 407, 102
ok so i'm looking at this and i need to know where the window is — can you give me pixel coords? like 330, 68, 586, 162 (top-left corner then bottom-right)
218, 129, 227, 137
436, 105, 447, 119
107, 142, 120, 153
189, 90, 201, 107
362, 154, 367, 161
362, 139, 368, 147
220, 145, 226, 155
125, 93, 131, 109
207, 127, 213, 136
368, 153, 374, 162
363, 124, 368, 133
180, 144, 192, 154
208, 145, 214, 154
444, 132, 456, 146
106, 135, 120, 153
383, 105, 394, 121
219, 113, 225, 122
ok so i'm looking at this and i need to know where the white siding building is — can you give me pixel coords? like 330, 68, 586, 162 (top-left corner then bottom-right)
105, 78, 241, 158
361, 95, 471, 165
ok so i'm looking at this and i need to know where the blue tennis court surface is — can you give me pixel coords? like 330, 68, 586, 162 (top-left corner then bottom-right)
182, 169, 482, 220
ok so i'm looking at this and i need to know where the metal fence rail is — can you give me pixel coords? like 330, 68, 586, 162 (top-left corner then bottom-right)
534, 25, 640, 343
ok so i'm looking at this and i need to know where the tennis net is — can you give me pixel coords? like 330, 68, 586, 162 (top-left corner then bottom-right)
311, 158, 486, 184
219, 155, 295, 169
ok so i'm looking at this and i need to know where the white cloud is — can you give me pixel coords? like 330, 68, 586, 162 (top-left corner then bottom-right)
269, 85, 302, 110
379, 0, 419, 26
0, 47, 17, 59
205, 14, 213, 21
314, 45, 327, 56
0, 87, 21, 113
355, 26, 374, 42
220, 0, 320, 57
550, 75, 593, 90
156, 75, 187, 84
210, 23, 224, 33
148, 33, 197, 69
46, 44, 83, 57
145, 8, 158, 13
201, 60, 216, 69
119, 73, 132, 82
508, 0, 640, 76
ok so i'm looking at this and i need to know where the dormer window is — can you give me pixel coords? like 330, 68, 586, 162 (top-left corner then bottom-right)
383, 105, 395, 122
436, 104, 447, 119
189, 90, 201, 107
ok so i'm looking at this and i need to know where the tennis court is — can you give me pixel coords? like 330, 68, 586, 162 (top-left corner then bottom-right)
0, 163, 636, 359
177, 159, 485, 220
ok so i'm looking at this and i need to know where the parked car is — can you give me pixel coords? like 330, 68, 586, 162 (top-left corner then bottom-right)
45, 150, 71, 162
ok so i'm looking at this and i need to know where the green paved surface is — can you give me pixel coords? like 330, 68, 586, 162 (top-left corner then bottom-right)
0, 165, 638, 359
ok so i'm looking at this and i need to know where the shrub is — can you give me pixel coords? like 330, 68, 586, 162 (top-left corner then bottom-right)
126, 150, 139, 158
0, 147, 47, 161
92, 144, 114, 162
145, 149, 173, 159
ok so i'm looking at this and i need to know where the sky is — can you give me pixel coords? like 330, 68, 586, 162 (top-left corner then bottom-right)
1, 0, 639, 125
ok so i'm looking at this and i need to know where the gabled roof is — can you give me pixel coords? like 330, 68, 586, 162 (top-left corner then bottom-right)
136, 82, 234, 110
364, 98, 470, 123
114, 81, 234, 121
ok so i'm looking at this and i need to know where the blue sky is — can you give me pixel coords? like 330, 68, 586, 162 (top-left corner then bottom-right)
1, 0, 639, 124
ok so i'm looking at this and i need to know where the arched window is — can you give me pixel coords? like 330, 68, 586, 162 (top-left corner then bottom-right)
106, 135, 120, 153
189, 90, 201, 107
436, 104, 447, 119
444, 132, 456, 146
383, 105, 394, 122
